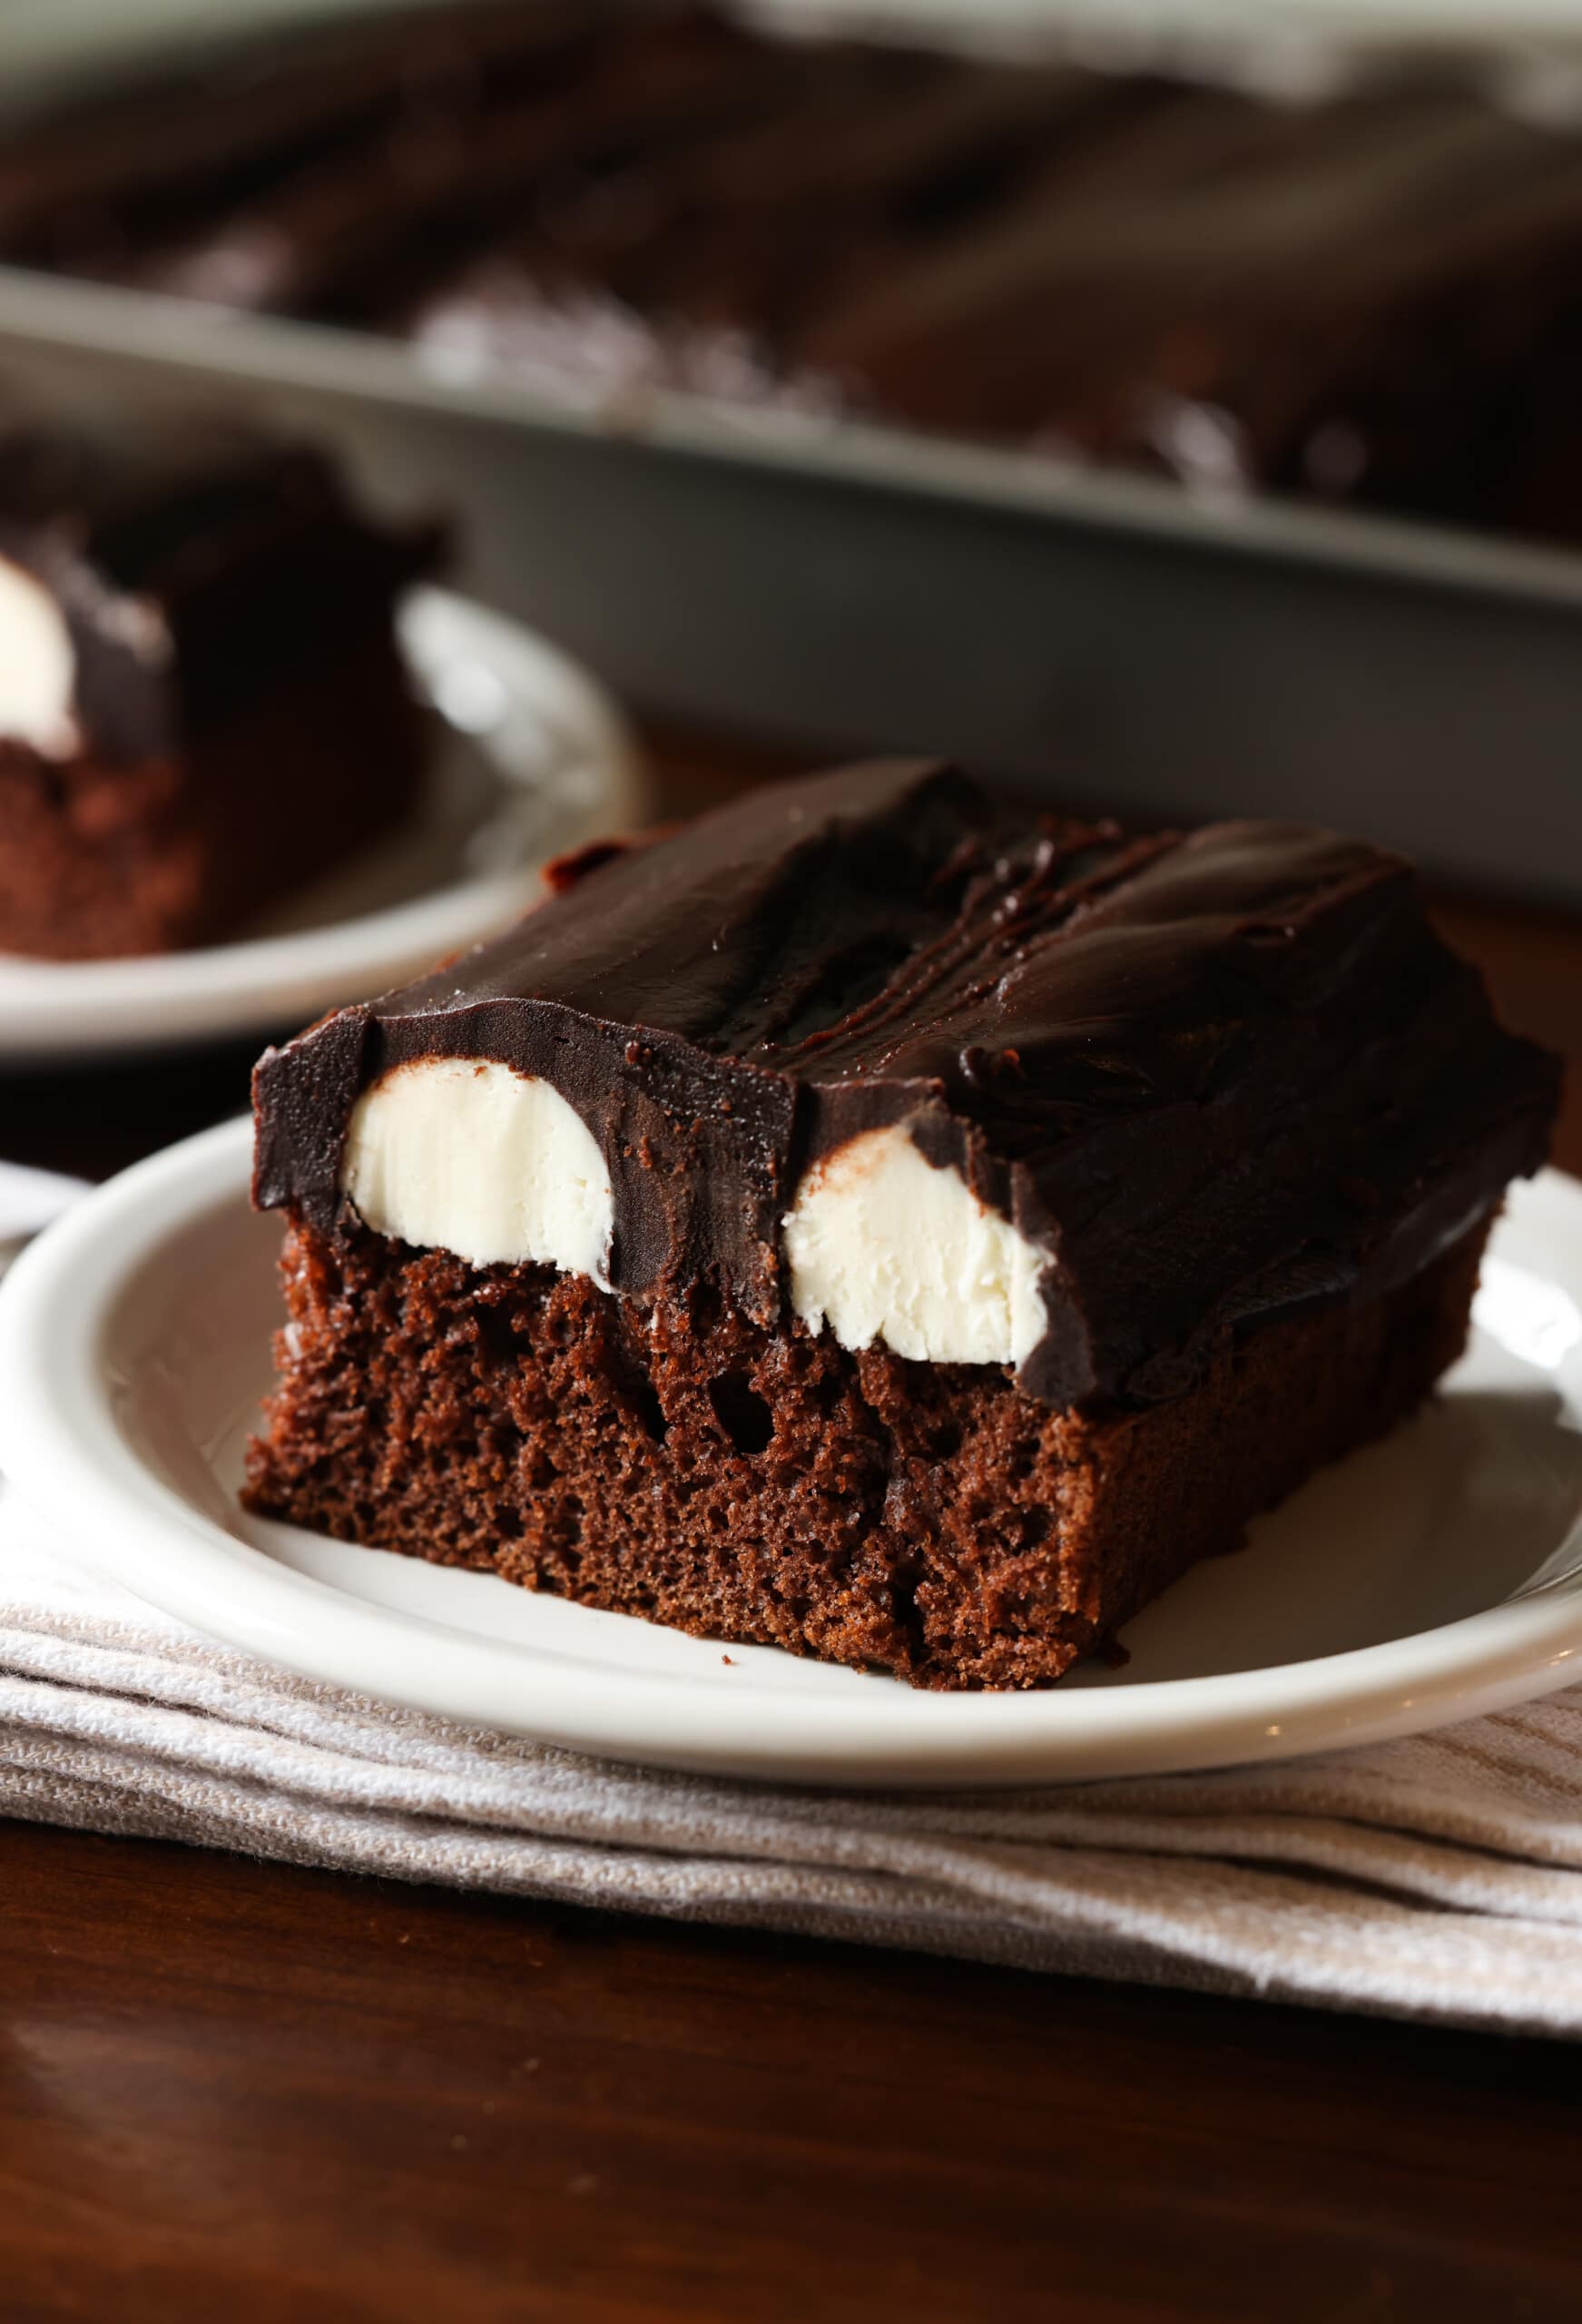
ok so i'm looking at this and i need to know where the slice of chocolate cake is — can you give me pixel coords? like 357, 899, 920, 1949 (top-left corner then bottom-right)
244, 761, 1559, 1689
0, 426, 438, 959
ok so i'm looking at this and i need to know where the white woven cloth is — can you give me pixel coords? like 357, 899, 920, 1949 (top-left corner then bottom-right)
6, 1492, 1582, 2037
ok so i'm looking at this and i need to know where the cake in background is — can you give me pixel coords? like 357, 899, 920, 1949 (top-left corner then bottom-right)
0, 424, 440, 959
8, 2, 1582, 543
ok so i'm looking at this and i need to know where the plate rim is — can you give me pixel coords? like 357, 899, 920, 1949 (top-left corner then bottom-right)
0, 583, 645, 1062
2, 1115, 1582, 1788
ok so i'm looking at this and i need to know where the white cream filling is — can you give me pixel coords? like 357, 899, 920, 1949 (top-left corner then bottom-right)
782, 1125, 1046, 1368
339, 1072, 1042, 1369
340, 1058, 614, 1285
0, 554, 78, 757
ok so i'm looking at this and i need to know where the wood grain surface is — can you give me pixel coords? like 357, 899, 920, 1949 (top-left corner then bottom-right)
6, 1817, 1582, 2324
5, 734, 1582, 2322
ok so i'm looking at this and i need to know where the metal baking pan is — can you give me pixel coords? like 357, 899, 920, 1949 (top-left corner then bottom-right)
1, 259, 1580, 904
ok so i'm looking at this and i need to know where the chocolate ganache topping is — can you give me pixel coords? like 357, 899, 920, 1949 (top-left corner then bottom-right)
252, 759, 1558, 1410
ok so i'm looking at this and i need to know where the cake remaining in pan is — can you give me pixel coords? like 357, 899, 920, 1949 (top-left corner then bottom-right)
244, 761, 1558, 1689
0, 427, 438, 959
14, 5, 1582, 544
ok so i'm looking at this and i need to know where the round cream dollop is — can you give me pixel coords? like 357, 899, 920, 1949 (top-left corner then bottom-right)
0, 555, 78, 757
782, 1125, 1046, 1367
340, 1058, 614, 1285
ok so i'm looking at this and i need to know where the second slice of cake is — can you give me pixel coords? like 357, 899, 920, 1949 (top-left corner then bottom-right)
245, 760, 1558, 1689
0, 425, 438, 959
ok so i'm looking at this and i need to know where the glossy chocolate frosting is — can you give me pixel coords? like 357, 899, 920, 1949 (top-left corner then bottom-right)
0, 426, 439, 762
253, 760, 1558, 1412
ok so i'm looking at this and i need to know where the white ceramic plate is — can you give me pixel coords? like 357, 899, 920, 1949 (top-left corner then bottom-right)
0, 586, 644, 1063
3, 1116, 1581, 1787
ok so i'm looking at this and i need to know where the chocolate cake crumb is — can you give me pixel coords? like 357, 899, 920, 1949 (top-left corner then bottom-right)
245, 1212, 1489, 1689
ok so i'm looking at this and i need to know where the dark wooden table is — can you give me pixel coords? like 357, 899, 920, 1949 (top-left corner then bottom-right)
5, 740, 1582, 2324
